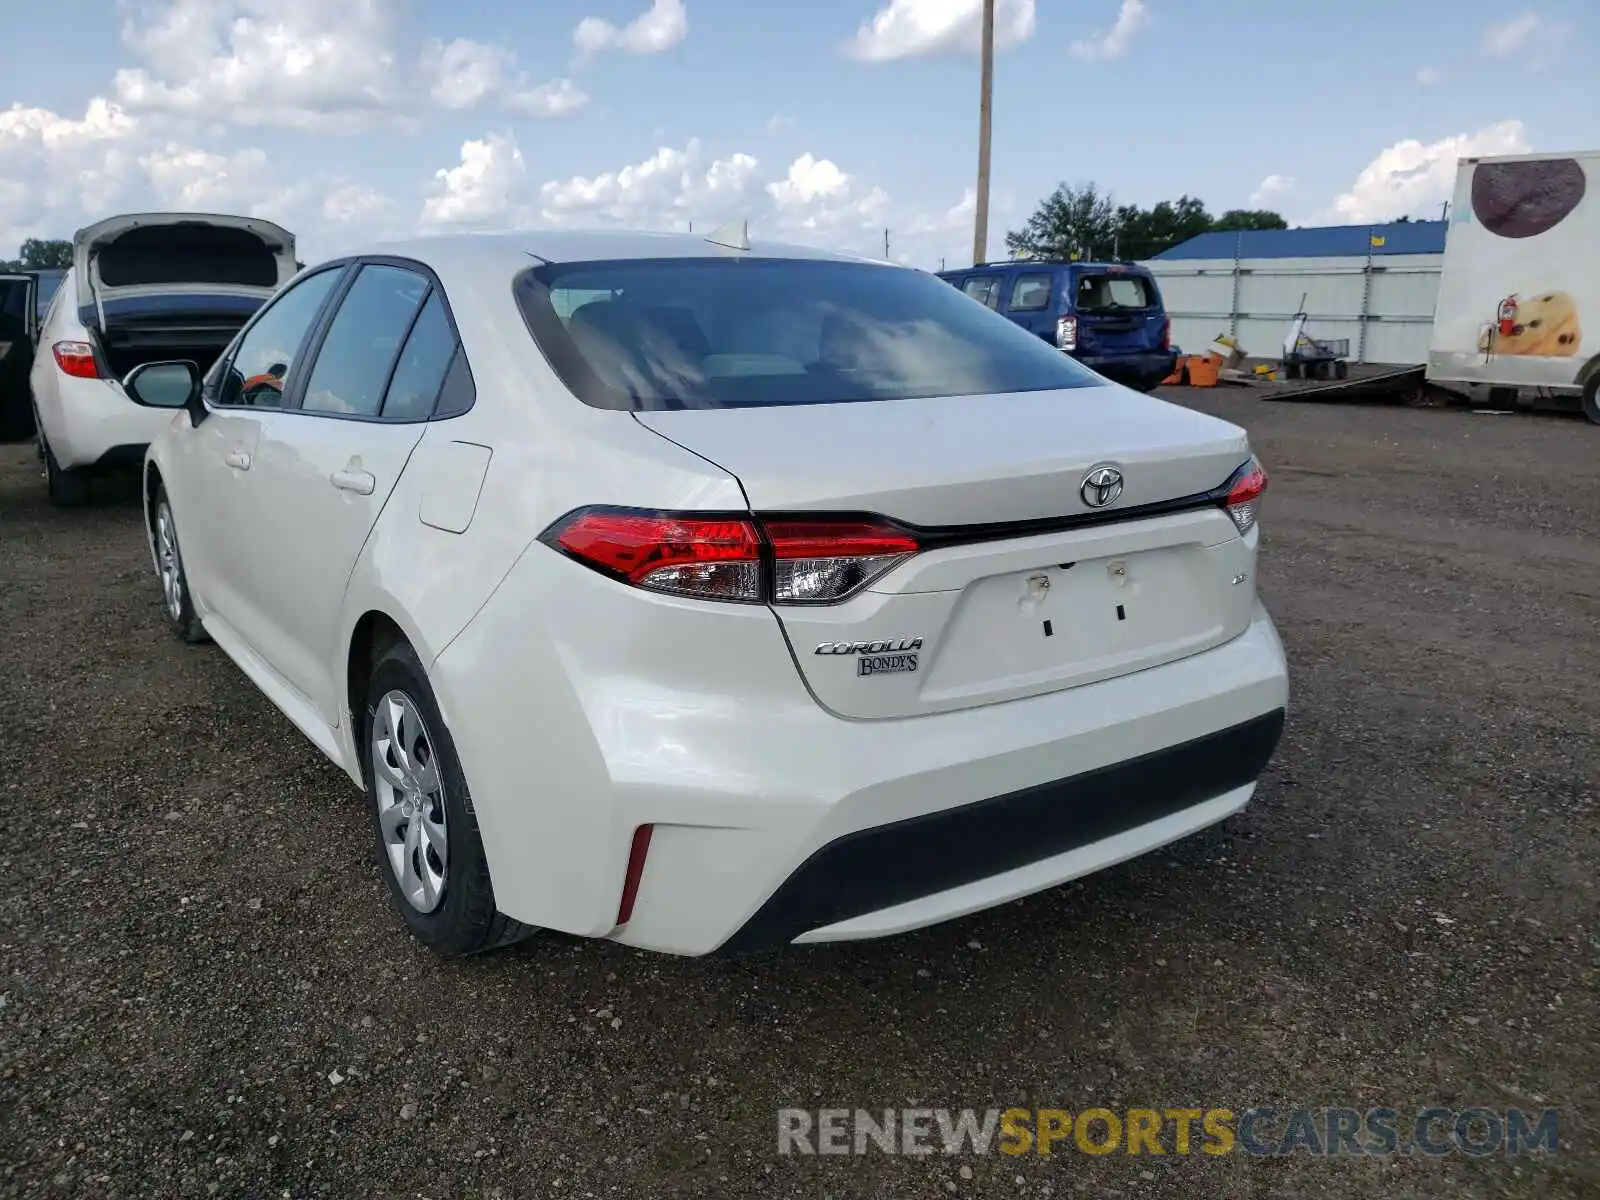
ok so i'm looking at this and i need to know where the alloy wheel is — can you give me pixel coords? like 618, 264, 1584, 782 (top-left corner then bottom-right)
371, 690, 449, 913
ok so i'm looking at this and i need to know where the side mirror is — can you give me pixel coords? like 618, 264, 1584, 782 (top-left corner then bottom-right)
123, 360, 200, 411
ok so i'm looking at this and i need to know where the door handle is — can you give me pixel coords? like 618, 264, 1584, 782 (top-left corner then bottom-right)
224, 450, 251, 470
330, 468, 376, 496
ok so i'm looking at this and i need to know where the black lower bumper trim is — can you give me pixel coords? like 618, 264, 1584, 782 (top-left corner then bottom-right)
715, 708, 1285, 955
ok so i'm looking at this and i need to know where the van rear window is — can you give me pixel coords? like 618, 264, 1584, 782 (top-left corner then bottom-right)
514, 257, 1104, 411
1076, 273, 1155, 312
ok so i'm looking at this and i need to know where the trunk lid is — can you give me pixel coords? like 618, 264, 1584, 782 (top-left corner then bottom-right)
74, 213, 297, 333
636, 385, 1260, 719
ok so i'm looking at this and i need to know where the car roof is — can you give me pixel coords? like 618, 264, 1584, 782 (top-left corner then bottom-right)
336, 230, 895, 271
941, 261, 1149, 275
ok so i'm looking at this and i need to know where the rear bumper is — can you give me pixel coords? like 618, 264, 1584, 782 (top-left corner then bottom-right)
32, 373, 177, 471
1075, 350, 1178, 387
437, 548, 1290, 955
716, 708, 1282, 954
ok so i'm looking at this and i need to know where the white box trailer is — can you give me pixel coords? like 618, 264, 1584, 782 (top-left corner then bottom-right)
1427, 150, 1600, 423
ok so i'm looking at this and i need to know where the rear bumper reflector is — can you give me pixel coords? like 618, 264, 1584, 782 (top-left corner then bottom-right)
616, 824, 654, 926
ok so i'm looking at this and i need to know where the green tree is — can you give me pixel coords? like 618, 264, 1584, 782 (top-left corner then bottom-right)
1, 238, 72, 271
1212, 209, 1289, 233
1003, 182, 1117, 262
1006, 185, 1288, 263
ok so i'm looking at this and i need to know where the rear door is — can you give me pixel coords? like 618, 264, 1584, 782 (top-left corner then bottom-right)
237, 261, 459, 725
998, 268, 1059, 343
1070, 266, 1166, 357
0, 275, 36, 381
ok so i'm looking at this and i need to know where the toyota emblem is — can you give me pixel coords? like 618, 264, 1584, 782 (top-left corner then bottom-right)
1079, 465, 1124, 508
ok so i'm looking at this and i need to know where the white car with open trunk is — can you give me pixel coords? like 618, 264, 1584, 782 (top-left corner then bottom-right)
125, 229, 1289, 957
29, 212, 297, 504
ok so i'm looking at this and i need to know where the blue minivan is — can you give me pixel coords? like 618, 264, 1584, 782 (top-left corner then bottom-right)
937, 259, 1177, 392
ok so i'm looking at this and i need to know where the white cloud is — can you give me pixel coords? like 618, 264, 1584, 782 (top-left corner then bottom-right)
113, 0, 407, 133
506, 78, 590, 118
844, 0, 1036, 62
573, 0, 689, 60
1327, 120, 1530, 224
423, 38, 589, 118
1483, 13, 1542, 57
421, 134, 965, 264
766, 113, 795, 135
1070, 0, 1151, 62
1416, 66, 1442, 85
423, 133, 528, 227
1249, 173, 1295, 206
322, 184, 393, 224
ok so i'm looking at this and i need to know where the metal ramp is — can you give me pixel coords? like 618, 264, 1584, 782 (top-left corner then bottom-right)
1260, 364, 1426, 402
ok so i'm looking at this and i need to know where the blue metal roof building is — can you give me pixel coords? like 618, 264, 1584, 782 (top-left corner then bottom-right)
1155, 220, 1447, 261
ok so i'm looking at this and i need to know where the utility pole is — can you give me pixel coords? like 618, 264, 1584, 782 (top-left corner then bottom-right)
971, 0, 995, 266
884, 227, 890, 259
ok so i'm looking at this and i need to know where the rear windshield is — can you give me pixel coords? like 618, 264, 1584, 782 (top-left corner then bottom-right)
514, 258, 1102, 410
1074, 272, 1155, 312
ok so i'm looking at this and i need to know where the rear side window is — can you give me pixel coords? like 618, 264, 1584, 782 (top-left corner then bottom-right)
514, 257, 1103, 411
301, 265, 429, 417
1075, 273, 1155, 312
382, 291, 458, 420
1008, 273, 1053, 311
960, 276, 1002, 309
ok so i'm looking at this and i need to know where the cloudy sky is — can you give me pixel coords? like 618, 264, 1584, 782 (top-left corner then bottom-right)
2, 0, 1597, 267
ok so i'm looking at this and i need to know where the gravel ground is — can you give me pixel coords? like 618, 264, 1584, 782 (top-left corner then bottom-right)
1, 394, 1596, 1199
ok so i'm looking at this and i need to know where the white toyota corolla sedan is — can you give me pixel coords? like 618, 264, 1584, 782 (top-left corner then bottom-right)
128, 230, 1288, 958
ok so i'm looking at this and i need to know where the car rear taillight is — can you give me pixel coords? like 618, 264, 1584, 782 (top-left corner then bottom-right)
1055, 315, 1077, 351
542, 509, 920, 605
52, 340, 103, 380
1159, 316, 1171, 352
764, 519, 919, 603
1222, 456, 1268, 535
547, 510, 763, 601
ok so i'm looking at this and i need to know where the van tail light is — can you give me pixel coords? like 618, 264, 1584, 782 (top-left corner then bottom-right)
1055, 315, 1077, 351
53, 340, 103, 380
1221, 456, 1268, 535
1159, 316, 1172, 352
542, 509, 920, 605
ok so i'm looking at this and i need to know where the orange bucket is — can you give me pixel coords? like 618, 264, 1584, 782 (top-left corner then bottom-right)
1185, 354, 1221, 388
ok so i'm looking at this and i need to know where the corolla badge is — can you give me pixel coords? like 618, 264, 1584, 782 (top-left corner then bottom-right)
1080, 465, 1124, 508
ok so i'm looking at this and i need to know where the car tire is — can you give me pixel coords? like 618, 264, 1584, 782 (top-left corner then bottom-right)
1581, 373, 1600, 426
362, 639, 535, 956
152, 487, 209, 644
43, 443, 91, 507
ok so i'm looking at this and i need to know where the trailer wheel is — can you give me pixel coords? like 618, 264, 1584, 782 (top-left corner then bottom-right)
1334, 361, 1349, 380
1284, 362, 1301, 381
1582, 374, 1600, 426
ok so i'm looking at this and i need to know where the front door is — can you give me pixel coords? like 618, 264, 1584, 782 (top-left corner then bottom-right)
180, 265, 346, 644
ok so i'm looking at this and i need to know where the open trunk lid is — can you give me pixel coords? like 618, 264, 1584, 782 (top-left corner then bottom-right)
74, 213, 297, 333
635, 385, 1261, 719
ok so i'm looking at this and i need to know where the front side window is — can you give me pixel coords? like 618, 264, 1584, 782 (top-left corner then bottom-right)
215, 268, 343, 408
301, 265, 430, 417
960, 276, 1002, 309
515, 257, 1104, 411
